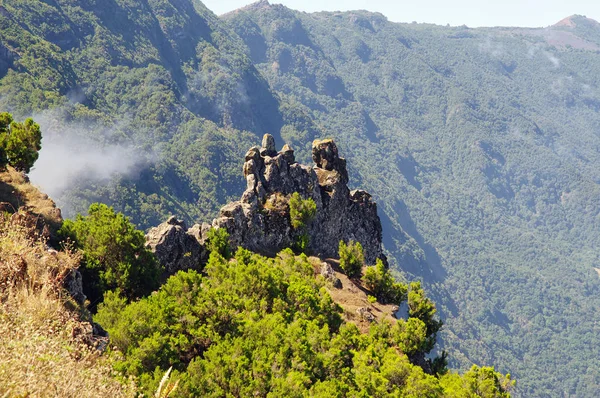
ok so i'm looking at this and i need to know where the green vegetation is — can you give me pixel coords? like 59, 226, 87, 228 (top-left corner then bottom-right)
440, 365, 514, 397
59, 203, 161, 310
339, 240, 365, 278
1, 0, 598, 394
363, 259, 407, 304
95, 247, 512, 397
0, 112, 41, 173
409, 282, 445, 355
205, 227, 232, 259
289, 192, 317, 229
289, 192, 316, 253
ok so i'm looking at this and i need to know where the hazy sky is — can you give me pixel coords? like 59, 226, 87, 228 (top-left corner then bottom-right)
203, 0, 600, 28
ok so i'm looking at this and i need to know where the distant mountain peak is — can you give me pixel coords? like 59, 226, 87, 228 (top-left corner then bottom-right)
244, 0, 271, 11
553, 14, 599, 28
222, 0, 272, 17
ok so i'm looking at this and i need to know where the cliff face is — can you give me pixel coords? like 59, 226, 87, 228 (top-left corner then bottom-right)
146, 136, 385, 272
213, 135, 385, 264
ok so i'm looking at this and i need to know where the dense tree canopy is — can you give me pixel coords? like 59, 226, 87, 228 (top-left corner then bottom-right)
0, 112, 42, 173
96, 247, 512, 397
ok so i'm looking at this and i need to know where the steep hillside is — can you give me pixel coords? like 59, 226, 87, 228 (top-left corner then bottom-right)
224, 4, 600, 396
1, 0, 600, 395
0, 0, 315, 226
0, 211, 134, 397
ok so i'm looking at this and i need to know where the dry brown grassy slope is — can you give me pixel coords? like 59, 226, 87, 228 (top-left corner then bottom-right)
308, 256, 398, 334
0, 166, 63, 241
0, 217, 135, 397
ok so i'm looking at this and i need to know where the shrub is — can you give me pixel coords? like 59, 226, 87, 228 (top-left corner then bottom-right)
293, 231, 310, 254
289, 192, 317, 229
362, 259, 407, 304
59, 203, 161, 310
407, 281, 443, 354
289, 192, 317, 254
339, 240, 364, 278
0, 112, 42, 173
206, 227, 231, 259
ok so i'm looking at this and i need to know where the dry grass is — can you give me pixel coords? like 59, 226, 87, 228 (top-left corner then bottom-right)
262, 192, 289, 214
0, 166, 61, 220
0, 217, 78, 298
0, 219, 135, 398
0, 166, 63, 241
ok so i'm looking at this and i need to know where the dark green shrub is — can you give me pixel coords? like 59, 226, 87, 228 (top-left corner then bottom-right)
59, 203, 161, 310
293, 231, 310, 254
289, 192, 317, 254
339, 240, 364, 278
289, 192, 316, 229
408, 281, 444, 354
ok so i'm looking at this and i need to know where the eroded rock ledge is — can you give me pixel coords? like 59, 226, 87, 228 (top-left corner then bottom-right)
146, 135, 385, 274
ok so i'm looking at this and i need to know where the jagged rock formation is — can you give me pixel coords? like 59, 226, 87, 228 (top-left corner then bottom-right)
145, 216, 209, 275
213, 135, 385, 264
146, 136, 385, 271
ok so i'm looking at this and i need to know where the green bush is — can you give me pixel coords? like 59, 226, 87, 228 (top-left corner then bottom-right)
362, 259, 407, 304
440, 365, 514, 397
205, 227, 232, 259
338, 240, 364, 278
289, 192, 317, 229
289, 192, 317, 254
59, 203, 161, 310
0, 112, 42, 173
94, 247, 511, 396
408, 281, 444, 354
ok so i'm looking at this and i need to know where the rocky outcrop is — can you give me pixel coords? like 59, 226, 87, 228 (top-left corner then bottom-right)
213, 135, 385, 264
146, 136, 385, 272
64, 269, 86, 305
320, 261, 342, 288
145, 216, 209, 275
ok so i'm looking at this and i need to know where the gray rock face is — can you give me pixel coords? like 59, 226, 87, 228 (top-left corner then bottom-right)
260, 133, 277, 157
321, 262, 342, 288
64, 269, 86, 305
213, 136, 385, 264
145, 216, 208, 275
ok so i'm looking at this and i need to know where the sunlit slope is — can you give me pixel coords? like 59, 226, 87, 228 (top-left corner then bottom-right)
225, 5, 600, 396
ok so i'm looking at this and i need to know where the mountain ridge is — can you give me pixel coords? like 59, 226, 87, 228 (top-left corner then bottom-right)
1, 1, 600, 395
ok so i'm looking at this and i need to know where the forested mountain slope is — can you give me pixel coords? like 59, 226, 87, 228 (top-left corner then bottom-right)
0, 0, 312, 226
222, 6, 600, 396
1, 0, 599, 395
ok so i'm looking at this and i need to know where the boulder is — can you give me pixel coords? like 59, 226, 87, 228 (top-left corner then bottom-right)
64, 269, 86, 305
356, 307, 376, 322
312, 139, 348, 184
145, 216, 208, 275
281, 144, 295, 164
260, 133, 277, 157
320, 262, 342, 288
